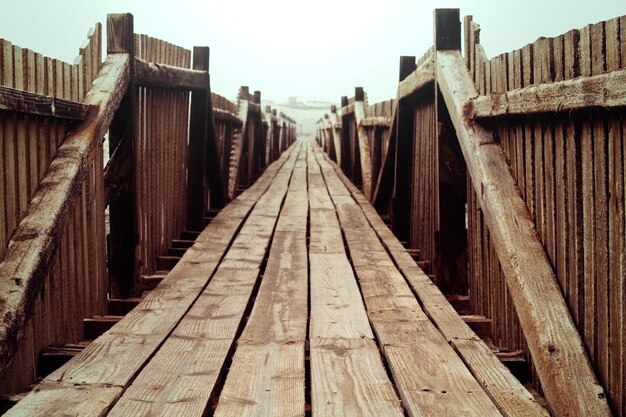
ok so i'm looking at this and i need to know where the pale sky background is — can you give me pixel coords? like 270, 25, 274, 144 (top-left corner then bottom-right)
1, 0, 624, 105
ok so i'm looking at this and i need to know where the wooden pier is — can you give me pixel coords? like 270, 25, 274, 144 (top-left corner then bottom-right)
1, 8, 625, 417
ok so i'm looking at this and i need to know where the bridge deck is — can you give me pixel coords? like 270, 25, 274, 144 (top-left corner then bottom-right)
7, 139, 548, 416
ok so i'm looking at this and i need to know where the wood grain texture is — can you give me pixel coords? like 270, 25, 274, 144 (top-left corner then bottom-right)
0, 84, 88, 120
436, 49, 610, 416
133, 56, 207, 90
310, 338, 404, 417
3, 381, 122, 417
467, 68, 626, 117
0, 53, 130, 374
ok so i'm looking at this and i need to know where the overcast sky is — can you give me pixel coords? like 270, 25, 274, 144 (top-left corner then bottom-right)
1, 0, 624, 104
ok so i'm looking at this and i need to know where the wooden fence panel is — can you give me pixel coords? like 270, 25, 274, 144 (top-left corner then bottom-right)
0, 24, 104, 395
133, 33, 191, 276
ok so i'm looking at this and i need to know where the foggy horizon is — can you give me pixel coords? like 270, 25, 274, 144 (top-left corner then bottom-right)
1, 0, 624, 105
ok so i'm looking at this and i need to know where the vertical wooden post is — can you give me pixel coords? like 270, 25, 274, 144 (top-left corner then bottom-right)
186, 46, 209, 231
253, 90, 263, 174
433, 8, 468, 294
392, 55, 416, 244
340, 96, 351, 176
107, 13, 139, 297
205, 66, 227, 209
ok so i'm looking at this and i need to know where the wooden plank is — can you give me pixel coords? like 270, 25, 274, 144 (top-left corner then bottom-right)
309, 254, 373, 339
3, 381, 123, 417
323, 146, 549, 417
214, 342, 305, 417
436, 49, 610, 416
0, 84, 88, 120
310, 338, 403, 417
467, 68, 626, 118
133, 56, 207, 90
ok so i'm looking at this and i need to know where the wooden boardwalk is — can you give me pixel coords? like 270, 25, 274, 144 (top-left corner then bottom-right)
7, 138, 548, 417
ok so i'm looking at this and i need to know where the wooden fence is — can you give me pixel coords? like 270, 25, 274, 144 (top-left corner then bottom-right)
0, 13, 296, 396
318, 9, 624, 417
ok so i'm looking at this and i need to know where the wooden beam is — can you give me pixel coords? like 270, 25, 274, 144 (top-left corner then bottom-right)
467, 68, 626, 118
0, 52, 130, 373
396, 57, 435, 100
133, 56, 207, 90
186, 46, 210, 230
213, 109, 242, 127
436, 49, 611, 417
340, 102, 355, 115
354, 89, 373, 200
107, 13, 139, 299
359, 116, 391, 127
371, 100, 397, 211
0, 84, 89, 120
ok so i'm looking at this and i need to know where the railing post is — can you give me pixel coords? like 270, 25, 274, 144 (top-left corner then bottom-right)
433, 8, 468, 294
186, 46, 209, 231
392, 55, 416, 244
107, 13, 140, 298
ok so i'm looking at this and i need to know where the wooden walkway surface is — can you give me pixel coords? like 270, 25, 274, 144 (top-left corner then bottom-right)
7, 139, 549, 417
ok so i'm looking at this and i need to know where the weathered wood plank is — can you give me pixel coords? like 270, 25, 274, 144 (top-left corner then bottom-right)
436, 49, 610, 416
310, 338, 404, 417
467, 67, 626, 118
3, 381, 123, 417
0, 84, 88, 120
133, 56, 207, 90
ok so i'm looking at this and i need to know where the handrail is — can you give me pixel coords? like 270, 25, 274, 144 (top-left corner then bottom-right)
0, 53, 130, 372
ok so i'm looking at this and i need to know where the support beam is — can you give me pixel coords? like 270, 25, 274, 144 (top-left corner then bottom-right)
467, 68, 626, 118
133, 57, 207, 90
354, 87, 373, 200
0, 85, 89, 120
186, 47, 210, 230
435, 33, 611, 417
107, 13, 140, 298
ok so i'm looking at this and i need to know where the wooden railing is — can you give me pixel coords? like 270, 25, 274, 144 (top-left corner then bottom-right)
0, 12, 296, 396
318, 9, 624, 417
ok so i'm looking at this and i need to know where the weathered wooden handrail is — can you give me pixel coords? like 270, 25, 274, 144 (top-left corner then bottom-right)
0, 52, 130, 372
0, 85, 89, 120
466, 67, 626, 117
436, 47, 611, 417
134, 56, 208, 90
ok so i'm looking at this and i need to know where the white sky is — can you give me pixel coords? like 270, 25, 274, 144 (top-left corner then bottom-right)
1, 0, 624, 104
